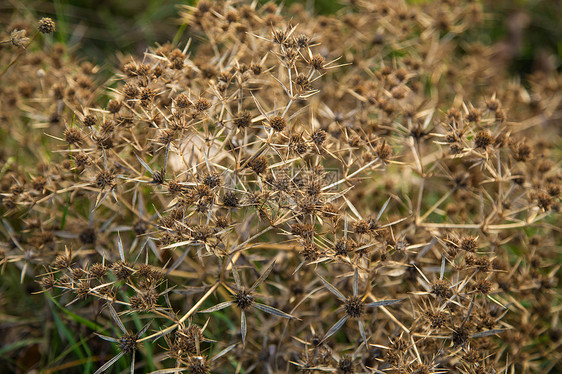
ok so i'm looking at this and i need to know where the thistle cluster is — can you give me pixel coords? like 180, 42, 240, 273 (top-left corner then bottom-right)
0, 1, 561, 373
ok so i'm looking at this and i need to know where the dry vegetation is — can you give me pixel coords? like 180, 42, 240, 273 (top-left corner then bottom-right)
0, 0, 561, 373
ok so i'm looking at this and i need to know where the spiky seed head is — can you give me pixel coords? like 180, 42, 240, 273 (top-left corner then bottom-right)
269, 116, 286, 132
249, 156, 269, 175
152, 169, 165, 184
76, 281, 90, 299
310, 54, 325, 71
474, 279, 492, 294
38, 18, 56, 34
300, 244, 320, 263
487, 98, 500, 111
39, 274, 56, 290
52, 254, 71, 269
311, 129, 327, 146
100, 119, 114, 134
375, 141, 392, 161
338, 356, 354, 374
234, 289, 254, 310
188, 357, 210, 374
202, 173, 221, 188
175, 93, 190, 108
296, 34, 310, 48
112, 261, 133, 281
79, 227, 97, 245
452, 326, 469, 347
460, 236, 478, 252
234, 111, 252, 128
64, 128, 81, 145
344, 296, 365, 318
175, 325, 203, 356
169, 49, 185, 69
467, 108, 480, 123
168, 179, 183, 195
89, 263, 107, 278
353, 219, 370, 234
474, 130, 492, 149
140, 87, 155, 102
83, 113, 96, 127
123, 83, 139, 98
94, 134, 113, 149
222, 191, 239, 208
95, 170, 114, 189
133, 220, 148, 235
334, 238, 355, 256
118, 332, 137, 354
432, 280, 452, 298
195, 98, 210, 112
427, 310, 446, 328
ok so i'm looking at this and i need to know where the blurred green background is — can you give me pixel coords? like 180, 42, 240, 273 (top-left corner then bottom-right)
2, 0, 561, 75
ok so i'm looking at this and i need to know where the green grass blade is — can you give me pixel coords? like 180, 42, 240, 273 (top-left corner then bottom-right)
46, 293, 105, 331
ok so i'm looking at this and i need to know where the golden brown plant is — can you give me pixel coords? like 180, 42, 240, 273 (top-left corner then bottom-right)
0, 1, 560, 373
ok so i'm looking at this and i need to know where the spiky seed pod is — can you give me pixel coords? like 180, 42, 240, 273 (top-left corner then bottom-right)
168, 179, 183, 195
89, 263, 107, 278
295, 34, 310, 48
94, 134, 113, 149
269, 116, 286, 132
334, 238, 355, 256
52, 254, 71, 269
338, 356, 354, 374
118, 333, 137, 354
474, 130, 492, 149
64, 128, 81, 144
195, 98, 211, 112
140, 87, 155, 102
467, 108, 481, 123
234, 289, 254, 310
294, 73, 311, 90
38, 18, 56, 34
100, 119, 114, 134
222, 191, 239, 208
234, 112, 252, 128
344, 296, 365, 318
460, 236, 478, 252
39, 275, 56, 290
83, 114, 96, 127
95, 170, 114, 189
375, 141, 392, 161
73, 153, 90, 167
353, 219, 370, 234
311, 129, 327, 146
310, 54, 325, 71
112, 262, 133, 280
79, 228, 97, 245
511, 142, 532, 162
175, 93, 190, 108
452, 326, 470, 347
249, 156, 269, 175
188, 358, 210, 374
169, 49, 185, 69
432, 280, 452, 298
123, 83, 139, 98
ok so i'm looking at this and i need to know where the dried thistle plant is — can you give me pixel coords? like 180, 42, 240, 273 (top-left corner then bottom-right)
0, 0, 560, 373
